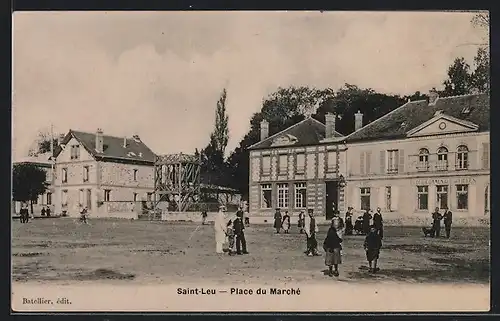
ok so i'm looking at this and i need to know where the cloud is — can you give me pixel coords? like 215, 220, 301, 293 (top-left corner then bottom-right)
12, 11, 487, 160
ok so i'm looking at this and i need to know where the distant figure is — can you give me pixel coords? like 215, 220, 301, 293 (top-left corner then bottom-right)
41, 206, 46, 217
345, 207, 354, 236
432, 207, 443, 238
226, 220, 235, 255
20, 203, 29, 223
373, 207, 384, 239
304, 209, 320, 256
331, 211, 345, 240
46, 206, 51, 217
323, 220, 343, 277
233, 210, 248, 255
273, 208, 282, 234
362, 209, 372, 235
297, 211, 305, 234
364, 225, 382, 273
214, 206, 227, 254
79, 207, 88, 224
443, 206, 453, 239
282, 211, 291, 234
201, 211, 208, 225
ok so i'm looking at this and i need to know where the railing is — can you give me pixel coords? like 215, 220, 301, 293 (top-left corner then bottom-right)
408, 150, 480, 173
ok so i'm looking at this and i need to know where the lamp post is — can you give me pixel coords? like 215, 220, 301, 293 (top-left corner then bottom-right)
338, 174, 346, 213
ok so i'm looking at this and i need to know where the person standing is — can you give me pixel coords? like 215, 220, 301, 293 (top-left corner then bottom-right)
332, 211, 345, 239
282, 211, 291, 234
373, 207, 384, 239
20, 203, 29, 223
214, 206, 227, 254
233, 210, 248, 255
323, 220, 343, 277
443, 206, 453, 239
345, 207, 354, 236
46, 206, 51, 217
304, 209, 320, 256
201, 210, 208, 225
432, 207, 443, 238
273, 208, 282, 234
364, 225, 383, 273
41, 206, 46, 217
225, 220, 235, 255
362, 209, 372, 235
297, 211, 305, 234
80, 206, 88, 224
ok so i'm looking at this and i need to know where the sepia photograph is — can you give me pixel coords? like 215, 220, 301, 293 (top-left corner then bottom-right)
11, 10, 490, 312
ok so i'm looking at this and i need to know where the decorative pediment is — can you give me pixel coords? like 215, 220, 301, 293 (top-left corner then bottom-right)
406, 113, 479, 138
270, 134, 299, 147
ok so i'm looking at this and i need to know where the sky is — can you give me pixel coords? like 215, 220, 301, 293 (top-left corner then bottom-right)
12, 11, 488, 161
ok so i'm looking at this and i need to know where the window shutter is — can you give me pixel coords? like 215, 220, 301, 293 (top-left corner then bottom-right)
482, 143, 489, 169
360, 152, 365, 175
366, 151, 372, 175
428, 185, 436, 213
380, 150, 385, 174
468, 184, 476, 212
398, 149, 405, 173
378, 187, 385, 210
391, 186, 399, 211
350, 187, 360, 210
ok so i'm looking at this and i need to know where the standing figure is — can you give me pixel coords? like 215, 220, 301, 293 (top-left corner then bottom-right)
323, 220, 343, 277
373, 207, 384, 239
443, 206, 453, 239
80, 206, 88, 224
297, 211, 305, 234
345, 207, 354, 236
226, 220, 235, 255
331, 211, 345, 240
362, 209, 372, 235
214, 206, 227, 254
46, 206, 51, 217
432, 207, 443, 238
20, 203, 29, 223
364, 225, 383, 273
304, 209, 320, 256
273, 208, 282, 234
233, 210, 248, 255
41, 206, 46, 217
201, 211, 208, 225
282, 211, 291, 234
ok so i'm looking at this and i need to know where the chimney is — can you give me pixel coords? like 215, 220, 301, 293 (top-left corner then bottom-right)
325, 113, 336, 139
354, 111, 364, 131
428, 88, 439, 105
260, 120, 269, 141
123, 137, 127, 148
95, 128, 104, 153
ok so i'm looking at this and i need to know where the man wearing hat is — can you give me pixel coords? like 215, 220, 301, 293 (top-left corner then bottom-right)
233, 210, 249, 255
345, 207, 354, 235
304, 209, 320, 256
273, 208, 282, 234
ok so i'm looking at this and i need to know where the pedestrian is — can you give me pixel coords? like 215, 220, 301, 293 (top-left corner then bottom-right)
374, 207, 384, 239
332, 211, 345, 239
201, 210, 208, 225
362, 209, 372, 235
323, 220, 343, 277
20, 203, 29, 223
282, 211, 291, 234
233, 210, 248, 255
304, 209, 320, 256
226, 220, 235, 255
214, 205, 227, 254
41, 206, 46, 217
432, 207, 442, 238
46, 206, 51, 217
345, 207, 354, 236
364, 225, 383, 273
80, 206, 88, 224
273, 208, 282, 234
443, 206, 453, 238
297, 211, 305, 234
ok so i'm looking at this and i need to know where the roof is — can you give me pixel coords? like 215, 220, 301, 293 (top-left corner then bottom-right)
200, 183, 240, 194
54, 130, 157, 164
13, 152, 53, 167
248, 117, 343, 150
345, 93, 490, 143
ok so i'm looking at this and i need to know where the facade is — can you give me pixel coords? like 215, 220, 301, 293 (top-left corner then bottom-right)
344, 92, 490, 225
52, 129, 156, 217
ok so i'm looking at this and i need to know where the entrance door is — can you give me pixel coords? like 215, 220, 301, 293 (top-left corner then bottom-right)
325, 181, 338, 220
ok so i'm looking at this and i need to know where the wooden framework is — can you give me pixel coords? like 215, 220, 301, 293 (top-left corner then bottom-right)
153, 153, 202, 213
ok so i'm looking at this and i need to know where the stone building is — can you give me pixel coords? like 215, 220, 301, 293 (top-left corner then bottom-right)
344, 91, 490, 225
52, 129, 156, 217
248, 116, 349, 220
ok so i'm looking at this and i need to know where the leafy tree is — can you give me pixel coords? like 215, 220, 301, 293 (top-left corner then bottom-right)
13, 163, 49, 214
209, 88, 229, 155
28, 130, 61, 156
442, 57, 473, 96
471, 47, 490, 93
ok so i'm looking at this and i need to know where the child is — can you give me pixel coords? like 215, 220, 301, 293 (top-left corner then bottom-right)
323, 221, 343, 277
226, 220, 235, 255
364, 225, 382, 273
282, 211, 291, 234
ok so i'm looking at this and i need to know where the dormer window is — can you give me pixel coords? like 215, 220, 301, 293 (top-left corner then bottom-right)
399, 122, 407, 130
461, 106, 472, 114
434, 110, 443, 117
127, 151, 137, 157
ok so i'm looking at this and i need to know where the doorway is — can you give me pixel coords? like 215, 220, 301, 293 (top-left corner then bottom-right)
325, 181, 339, 220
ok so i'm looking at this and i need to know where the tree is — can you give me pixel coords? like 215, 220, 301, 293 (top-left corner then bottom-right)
13, 163, 49, 214
28, 130, 60, 156
209, 88, 229, 155
442, 57, 473, 96
471, 47, 490, 93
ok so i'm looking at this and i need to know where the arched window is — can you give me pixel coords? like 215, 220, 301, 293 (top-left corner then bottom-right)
437, 147, 448, 171
418, 148, 429, 171
456, 145, 469, 170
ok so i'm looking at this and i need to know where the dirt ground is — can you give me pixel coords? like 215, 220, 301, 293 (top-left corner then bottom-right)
11, 218, 490, 285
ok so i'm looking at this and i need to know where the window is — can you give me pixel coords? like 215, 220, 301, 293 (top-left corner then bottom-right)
436, 185, 448, 210
133, 169, 138, 181
385, 186, 392, 211
133, 193, 138, 202
83, 166, 89, 182
294, 183, 307, 209
296, 153, 305, 174
417, 186, 428, 210
437, 147, 448, 171
61, 168, 68, 183
456, 184, 468, 210
61, 190, 68, 206
147, 193, 153, 202
277, 183, 289, 208
104, 190, 111, 202
46, 192, 52, 205
261, 184, 272, 209
70, 145, 80, 160
456, 145, 469, 170
79, 189, 84, 206
418, 148, 429, 171
327, 151, 337, 172
360, 187, 371, 211
279, 155, 288, 175
86, 189, 92, 209
387, 150, 399, 174
262, 156, 271, 175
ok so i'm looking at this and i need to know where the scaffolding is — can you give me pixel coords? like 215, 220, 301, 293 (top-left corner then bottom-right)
153, 153, 202, 215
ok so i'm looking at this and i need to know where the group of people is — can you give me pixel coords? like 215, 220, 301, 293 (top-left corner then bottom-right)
18, 203, 31, 223
214, 206, 249, 255
431, 206, 453, 238
273, 209, 293, 234
344, 207, 384, 236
